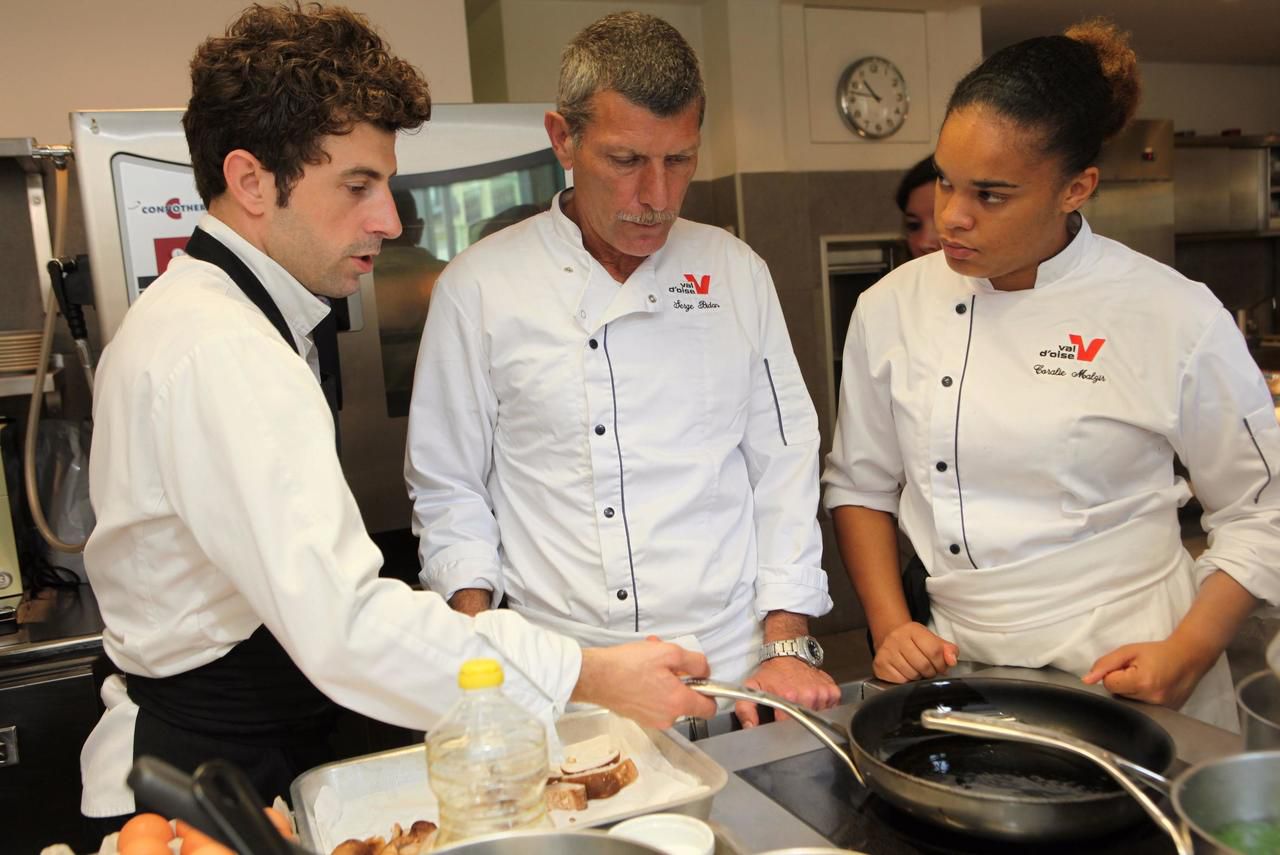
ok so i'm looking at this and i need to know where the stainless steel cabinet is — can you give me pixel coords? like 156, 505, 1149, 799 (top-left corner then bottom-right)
1175, 135, 1280, 235
0, 655, 103, 853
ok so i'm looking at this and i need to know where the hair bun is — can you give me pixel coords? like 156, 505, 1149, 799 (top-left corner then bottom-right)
1065, 18, 1141, 139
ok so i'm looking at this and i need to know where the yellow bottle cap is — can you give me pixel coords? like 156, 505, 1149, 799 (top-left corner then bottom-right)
458, 658, 504, 690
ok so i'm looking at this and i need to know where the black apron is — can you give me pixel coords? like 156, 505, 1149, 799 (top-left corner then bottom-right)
124, 227, 345, 804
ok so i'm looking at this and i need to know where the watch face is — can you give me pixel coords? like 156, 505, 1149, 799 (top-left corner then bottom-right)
838, 56, 909, 140
805, 637, 824, 665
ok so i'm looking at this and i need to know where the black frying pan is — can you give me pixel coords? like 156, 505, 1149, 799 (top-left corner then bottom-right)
688, 676, 1177, 843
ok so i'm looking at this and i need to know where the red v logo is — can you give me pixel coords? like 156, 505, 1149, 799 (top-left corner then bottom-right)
1069, 334, 1106, 362
684, 273, 711, 295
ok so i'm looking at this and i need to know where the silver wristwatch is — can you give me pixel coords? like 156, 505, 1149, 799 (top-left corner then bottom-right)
759, 635, 824, 667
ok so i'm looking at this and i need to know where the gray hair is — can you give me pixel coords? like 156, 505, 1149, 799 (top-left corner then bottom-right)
557, 12, 705, 140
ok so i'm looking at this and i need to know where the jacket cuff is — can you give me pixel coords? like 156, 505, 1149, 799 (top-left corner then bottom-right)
1194, 550, 1280, 607
754, 564, 833, 620
420, 543, 504, 604
822, 485, 899, 515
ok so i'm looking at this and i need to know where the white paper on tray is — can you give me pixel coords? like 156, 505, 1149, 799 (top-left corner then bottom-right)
550, 715, 707, 829
312, 713, 706, 852
312, 769, 438, 852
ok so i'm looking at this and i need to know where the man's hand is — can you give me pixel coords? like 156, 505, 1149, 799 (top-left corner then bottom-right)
735, 656, 841, 727
874, 622, 958, 683
572, 639, 718, 729
448, 588, 492, 617
1083, 638, 1215, 709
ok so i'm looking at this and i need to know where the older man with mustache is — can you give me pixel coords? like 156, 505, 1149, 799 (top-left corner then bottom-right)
405, 12, 840, 725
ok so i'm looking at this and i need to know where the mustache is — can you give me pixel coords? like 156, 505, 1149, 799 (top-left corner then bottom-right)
347, 241, 382, 257
616, 209, 677, 226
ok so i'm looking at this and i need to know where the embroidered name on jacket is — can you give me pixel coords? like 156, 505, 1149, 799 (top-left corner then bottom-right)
669, 273, 721, 311
1033, 333, 1107, 383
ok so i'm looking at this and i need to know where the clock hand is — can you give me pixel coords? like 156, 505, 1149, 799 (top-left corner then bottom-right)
864, 81, 882, 102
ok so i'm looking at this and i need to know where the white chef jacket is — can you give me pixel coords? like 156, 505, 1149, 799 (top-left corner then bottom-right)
406, 191, 831, 682
81, 214, 581, 816
822, 216, 1280, 726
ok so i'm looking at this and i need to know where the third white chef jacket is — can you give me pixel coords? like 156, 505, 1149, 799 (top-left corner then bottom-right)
406, 191, 831, 681
81, 215, 582, 816
822, 215, 1280, 649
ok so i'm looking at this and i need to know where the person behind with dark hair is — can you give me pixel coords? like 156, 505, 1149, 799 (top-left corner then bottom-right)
895, 155, 939, 258
823, 19, 1280, 728
80, 2, 715, 824
406, 11, 840, 728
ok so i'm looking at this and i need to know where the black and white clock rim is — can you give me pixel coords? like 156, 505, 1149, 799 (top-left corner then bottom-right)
837, 56, 910, 140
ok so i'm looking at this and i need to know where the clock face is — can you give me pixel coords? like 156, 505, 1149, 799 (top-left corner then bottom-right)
838, 57, 909, 140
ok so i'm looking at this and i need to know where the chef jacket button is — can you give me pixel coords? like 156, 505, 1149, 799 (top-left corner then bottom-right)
941, 376, 953, 387
955, 303, 967, 315
604, 507, 616, 518
594, 424, 606, 435
578, 310, 587, 319
589, 338, 599, 349
648, 294, 657, 304
617, 589, 629, 600
949, 543, 961, 555
936, 461, 948, 472
564, 266, 574, 273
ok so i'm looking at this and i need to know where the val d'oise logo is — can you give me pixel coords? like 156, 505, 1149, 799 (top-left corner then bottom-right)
1034, 332, 1107, 383
668, 274, 720, 313
669, 273, 711, 295
1039, 333, 1106, 362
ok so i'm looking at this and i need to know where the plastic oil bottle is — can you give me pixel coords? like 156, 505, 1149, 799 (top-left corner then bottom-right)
427, 658, 552, 846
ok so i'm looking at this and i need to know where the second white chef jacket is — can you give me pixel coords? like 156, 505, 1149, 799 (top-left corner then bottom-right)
823, 215, 1280, 625
821, 216, 1279, 727
406, 191, 831, 681
81, 215, 582, 816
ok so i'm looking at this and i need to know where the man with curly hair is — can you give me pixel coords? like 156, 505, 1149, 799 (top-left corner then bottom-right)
80, 3, 714, 822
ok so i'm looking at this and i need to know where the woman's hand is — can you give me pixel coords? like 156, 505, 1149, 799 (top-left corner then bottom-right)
1083, 638, 1215, 709
873, 622, 959, 682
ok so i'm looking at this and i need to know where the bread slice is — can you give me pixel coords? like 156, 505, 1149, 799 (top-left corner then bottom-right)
559, 734, 620, 775
557, 756, 638, 800
544, 780, 589, 811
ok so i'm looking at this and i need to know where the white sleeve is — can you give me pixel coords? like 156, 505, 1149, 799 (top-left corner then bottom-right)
821, 295, 905, 514
404, 275, 506, 603
153, 332, 581, 728
1175, 310, 1280, 605
740, 257, 831, 620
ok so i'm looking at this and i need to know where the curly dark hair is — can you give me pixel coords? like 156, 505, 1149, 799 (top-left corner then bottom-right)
183, 2, 432, 206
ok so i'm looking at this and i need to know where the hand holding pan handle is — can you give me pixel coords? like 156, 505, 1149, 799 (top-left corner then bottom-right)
921, 709, 1192, 855
682, 677, 866, 788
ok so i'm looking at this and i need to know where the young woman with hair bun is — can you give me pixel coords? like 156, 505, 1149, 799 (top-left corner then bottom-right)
823, 20, 1280, 728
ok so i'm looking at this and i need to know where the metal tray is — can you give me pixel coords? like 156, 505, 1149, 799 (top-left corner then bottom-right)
290, 709, 729, 852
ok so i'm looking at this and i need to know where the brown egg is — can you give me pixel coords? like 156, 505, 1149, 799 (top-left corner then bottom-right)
263, 806, 294, 839
118, 838, 175, 855
175, 821, 218, 855
117, 813, 175, 850
185, 844, 236, 855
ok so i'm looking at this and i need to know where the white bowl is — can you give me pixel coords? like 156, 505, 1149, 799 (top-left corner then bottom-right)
608, 813, 715, 855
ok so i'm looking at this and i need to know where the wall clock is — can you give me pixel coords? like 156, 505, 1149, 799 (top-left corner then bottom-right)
837, 56, 909, 140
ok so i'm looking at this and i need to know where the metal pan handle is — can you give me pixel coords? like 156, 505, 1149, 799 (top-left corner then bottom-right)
921, 709, 1191, 855
682, 678, 865, 787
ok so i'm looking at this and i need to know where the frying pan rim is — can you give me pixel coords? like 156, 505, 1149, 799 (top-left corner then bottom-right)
848, 676, 1177, 807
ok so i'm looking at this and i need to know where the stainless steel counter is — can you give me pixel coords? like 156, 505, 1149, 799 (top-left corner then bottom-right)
0, 585, 104, 669
695, 664, 1243, 853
